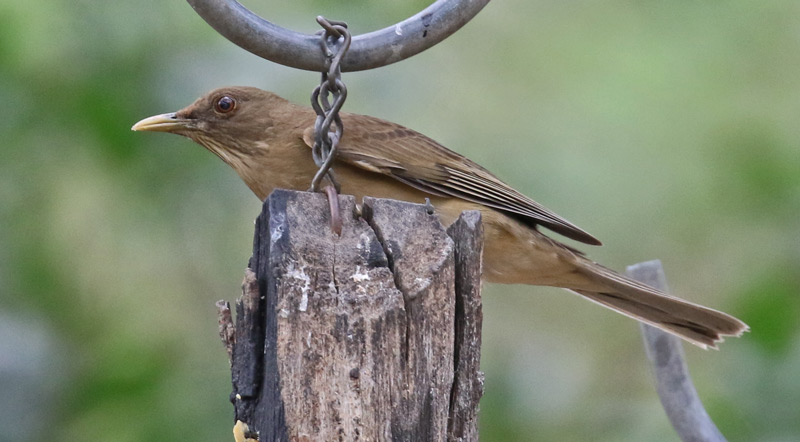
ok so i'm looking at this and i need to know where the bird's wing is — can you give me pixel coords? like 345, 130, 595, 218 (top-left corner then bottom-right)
302, 113, 601, 245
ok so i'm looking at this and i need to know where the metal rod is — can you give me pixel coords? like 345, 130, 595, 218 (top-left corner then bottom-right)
627, 260, 727, 442
186, 0, 490, 72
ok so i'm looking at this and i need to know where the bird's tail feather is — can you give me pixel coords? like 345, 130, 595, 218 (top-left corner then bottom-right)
570, 263, 748, 349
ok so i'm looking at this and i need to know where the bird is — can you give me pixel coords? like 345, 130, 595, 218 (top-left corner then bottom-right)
132, 86, 748, 349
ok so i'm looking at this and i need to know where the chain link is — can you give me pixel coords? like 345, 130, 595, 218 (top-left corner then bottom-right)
309, 16, 351, 192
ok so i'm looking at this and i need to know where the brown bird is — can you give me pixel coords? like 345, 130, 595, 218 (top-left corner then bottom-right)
132, 86, 747, 349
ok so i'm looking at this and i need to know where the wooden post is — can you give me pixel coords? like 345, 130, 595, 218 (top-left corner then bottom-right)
219, 189, 484, 441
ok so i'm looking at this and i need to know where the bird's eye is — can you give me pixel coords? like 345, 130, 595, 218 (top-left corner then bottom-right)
214, 96, 236, 114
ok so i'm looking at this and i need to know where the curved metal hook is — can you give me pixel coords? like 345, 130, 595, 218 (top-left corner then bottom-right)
627, 261, 728, 442
186, 0, 490, 72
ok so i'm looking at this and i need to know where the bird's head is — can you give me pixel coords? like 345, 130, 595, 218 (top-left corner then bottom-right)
132, 86, 291, 163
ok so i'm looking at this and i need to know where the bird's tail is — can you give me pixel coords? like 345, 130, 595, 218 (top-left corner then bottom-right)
570, 262, 748, 349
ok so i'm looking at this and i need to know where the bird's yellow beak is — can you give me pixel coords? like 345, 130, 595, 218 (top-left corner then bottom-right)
131, 112, 185, 132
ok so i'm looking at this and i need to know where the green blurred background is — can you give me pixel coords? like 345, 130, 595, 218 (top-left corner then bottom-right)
1, 0, 798, 440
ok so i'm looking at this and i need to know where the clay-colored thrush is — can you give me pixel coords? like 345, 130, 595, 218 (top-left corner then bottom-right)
133, 86, 747, 348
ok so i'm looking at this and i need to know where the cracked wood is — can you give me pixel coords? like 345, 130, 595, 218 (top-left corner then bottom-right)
226, 189, 484, 441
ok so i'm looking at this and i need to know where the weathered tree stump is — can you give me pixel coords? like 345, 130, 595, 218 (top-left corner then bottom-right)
219, 189, 484, 441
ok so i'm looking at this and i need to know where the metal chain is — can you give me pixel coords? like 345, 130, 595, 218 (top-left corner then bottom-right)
310, 16, 351, 192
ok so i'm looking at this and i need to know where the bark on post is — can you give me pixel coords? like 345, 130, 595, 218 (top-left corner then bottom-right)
221, 189, 484, 441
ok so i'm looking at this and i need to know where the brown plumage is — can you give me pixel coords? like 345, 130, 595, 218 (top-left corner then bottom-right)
132, 86, 748, 349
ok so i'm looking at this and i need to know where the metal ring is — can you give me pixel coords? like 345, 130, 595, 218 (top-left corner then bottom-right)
186, 0, 490, 72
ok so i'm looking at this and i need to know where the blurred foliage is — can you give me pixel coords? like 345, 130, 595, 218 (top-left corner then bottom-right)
1, 0, 798, 441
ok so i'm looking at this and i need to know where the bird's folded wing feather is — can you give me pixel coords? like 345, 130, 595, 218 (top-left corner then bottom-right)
302, 114, 601, 245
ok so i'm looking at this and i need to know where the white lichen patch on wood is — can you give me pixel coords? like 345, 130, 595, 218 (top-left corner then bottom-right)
352, 265, 371, 283
285, 261, 311, 312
